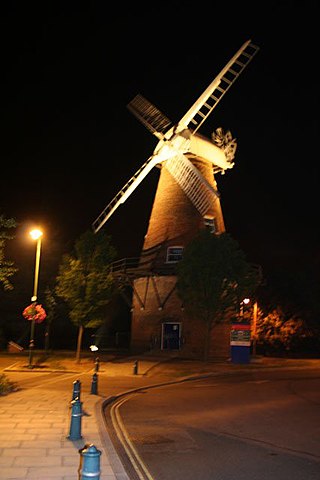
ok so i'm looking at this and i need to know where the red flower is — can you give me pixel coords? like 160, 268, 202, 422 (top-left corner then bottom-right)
23, 304, 47, 324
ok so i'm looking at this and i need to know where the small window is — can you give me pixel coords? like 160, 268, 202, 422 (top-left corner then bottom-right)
166, 246, 183, 263
204, 216, 216, 233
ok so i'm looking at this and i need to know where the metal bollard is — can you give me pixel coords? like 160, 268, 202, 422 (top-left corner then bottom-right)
90, 372, 98, 395
94, 357, 100, 373
79, 443, 101, 480
68, 397, 83, 440
72, 379, 81, 401
133, 360, 138, 375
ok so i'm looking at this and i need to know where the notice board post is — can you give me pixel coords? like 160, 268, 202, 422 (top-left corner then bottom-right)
230, 322, 251, 364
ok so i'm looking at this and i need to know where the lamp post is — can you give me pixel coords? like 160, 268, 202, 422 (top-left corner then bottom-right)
28, 229, 43, 369
240, 297, 250, 319
252, 300, 258, 357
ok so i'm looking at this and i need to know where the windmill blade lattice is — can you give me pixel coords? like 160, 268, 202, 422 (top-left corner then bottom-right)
92, 154, 160, 233
164, 153, 220, 217
178, 40, 259, 134
127, 94, 172, 140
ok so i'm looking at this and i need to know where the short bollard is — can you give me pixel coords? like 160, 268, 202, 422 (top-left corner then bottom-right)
90, 372, 98, 395
79, 443, 101, 480
68, 397, 83, 440
72, 379, 81, 401
94, 357, 100, 373
133, 360, 138, 375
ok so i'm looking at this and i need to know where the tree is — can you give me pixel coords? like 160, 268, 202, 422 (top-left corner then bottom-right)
0, 215, 18, 291
44, 286, 57, 355
176, 230, 261, 361
55, 230, 117, 362
257, 307, 307, 354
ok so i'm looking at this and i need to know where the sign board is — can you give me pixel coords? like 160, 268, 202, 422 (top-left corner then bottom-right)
230, 323, 251, 346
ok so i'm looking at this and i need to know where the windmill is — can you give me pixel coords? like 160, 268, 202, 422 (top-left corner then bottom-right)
93, 39, 259, 357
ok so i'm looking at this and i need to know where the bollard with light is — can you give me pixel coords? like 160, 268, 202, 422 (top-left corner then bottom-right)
79, 444, 101, 480
68, 397, 83, 440
90, 372, 98, 395
28, 228, 43, 369
133, 360, 138, 375
72, 379, 81, 401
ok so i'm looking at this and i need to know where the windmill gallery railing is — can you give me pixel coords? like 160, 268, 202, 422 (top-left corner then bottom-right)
109, 245, 263, 313
109, 244, 178, 311
109, 248, 177, 280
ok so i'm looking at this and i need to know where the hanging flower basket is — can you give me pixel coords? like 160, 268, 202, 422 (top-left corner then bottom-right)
22, 304, 47, 324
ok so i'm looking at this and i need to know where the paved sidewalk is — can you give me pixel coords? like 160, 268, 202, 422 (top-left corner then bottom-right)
1, 354, 319, 479
0, 385, 117, 479
0, 355, 169, 480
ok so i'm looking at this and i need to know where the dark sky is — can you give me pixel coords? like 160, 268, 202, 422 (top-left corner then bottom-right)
1, 2, 319, 295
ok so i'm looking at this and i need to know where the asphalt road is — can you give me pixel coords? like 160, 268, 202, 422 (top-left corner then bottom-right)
105, 368, 320, 480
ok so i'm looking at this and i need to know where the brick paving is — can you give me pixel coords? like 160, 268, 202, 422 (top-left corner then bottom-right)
0, 387, 117, 479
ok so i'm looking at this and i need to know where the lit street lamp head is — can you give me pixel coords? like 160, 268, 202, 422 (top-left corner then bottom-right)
30, 229, 43, 241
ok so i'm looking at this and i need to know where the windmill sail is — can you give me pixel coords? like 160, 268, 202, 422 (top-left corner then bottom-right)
92, 155, 160, 232
127, 94, 172, 139
164, 154, 220, 216
177, 40, 259, 133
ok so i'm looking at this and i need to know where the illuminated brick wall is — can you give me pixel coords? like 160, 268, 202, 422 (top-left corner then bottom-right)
130, 276, 231, 359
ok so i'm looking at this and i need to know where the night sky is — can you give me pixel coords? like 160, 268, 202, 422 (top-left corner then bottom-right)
1, 2, 319, 311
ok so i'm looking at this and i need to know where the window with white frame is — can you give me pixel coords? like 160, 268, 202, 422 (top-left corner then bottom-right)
204, 216, 216, 233
166, 246, 183, 263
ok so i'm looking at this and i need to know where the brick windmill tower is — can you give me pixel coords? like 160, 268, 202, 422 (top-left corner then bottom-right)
93, 39, 259, 358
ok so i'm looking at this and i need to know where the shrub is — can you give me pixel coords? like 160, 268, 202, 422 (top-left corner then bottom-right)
0, 374, 18, 395
257, 307, 315, 355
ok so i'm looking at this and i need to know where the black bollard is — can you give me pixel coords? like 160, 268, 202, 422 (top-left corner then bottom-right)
133, 360, 138, 375
79, 443, 102, 480
68, 397, 83, 440
94, 357, 100, 373
90, 372, 98, 395
72, 379, 81, 401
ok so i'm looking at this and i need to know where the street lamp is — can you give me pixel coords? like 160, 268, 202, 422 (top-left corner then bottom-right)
240, 297, 250, 318
28, 228, 43, 368
252, 301, 258, 357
